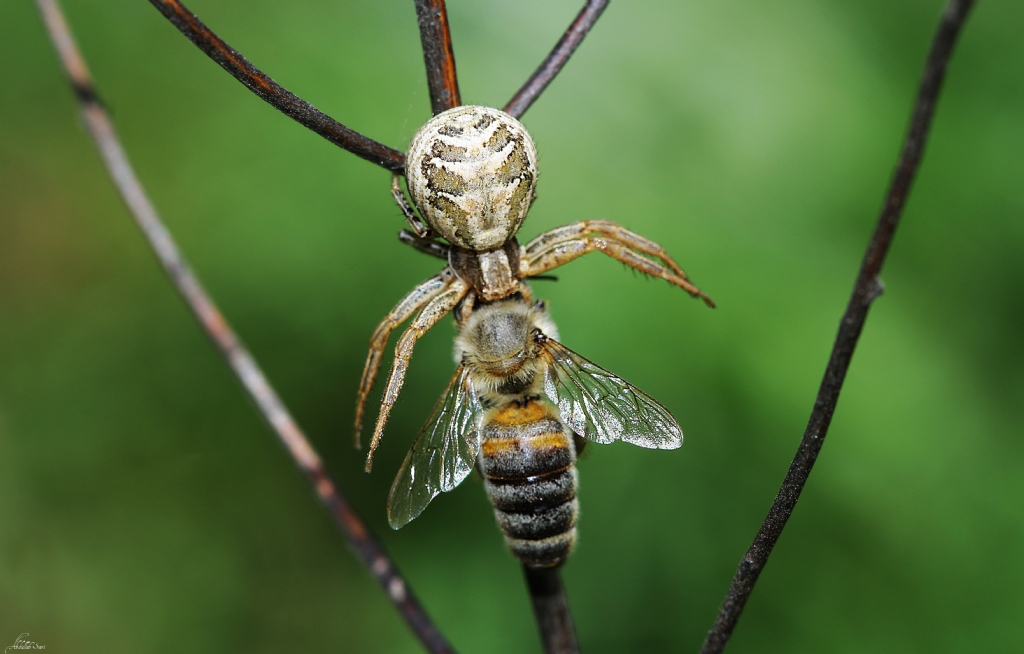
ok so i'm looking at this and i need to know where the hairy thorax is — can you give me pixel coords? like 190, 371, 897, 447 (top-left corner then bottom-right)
454, 299, 559, 397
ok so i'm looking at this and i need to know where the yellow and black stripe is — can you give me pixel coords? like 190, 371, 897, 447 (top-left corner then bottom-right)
479, 399, 578, 568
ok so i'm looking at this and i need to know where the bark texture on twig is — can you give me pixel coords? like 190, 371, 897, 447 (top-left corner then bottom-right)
414, 0, 462, 114
503, 0, 609, 120
699, 2, 976, 652
523, 566, 581, 654
147, 0, 405, 172
34, 1, 453, 651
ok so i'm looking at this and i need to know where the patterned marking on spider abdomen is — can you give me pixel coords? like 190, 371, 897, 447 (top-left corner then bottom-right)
479, 399, 578, 568
406, 105, 538, 252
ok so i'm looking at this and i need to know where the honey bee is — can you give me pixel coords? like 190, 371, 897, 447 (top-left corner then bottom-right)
387, 296, 682, 568
357, 105, 712, 472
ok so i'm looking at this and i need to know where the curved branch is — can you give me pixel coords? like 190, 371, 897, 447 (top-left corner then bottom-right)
33, 1, 453, 651
699, 1, 976, 652
503, 0, 609, 120
414, 0, 462, 114
523, 566, 580, 654
148, 0, 405, 172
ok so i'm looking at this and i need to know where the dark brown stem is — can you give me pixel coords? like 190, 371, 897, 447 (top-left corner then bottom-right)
699, 1, 976, 652
414, 0, 462, 114
503, 0, 609, 120
523, 566, 580, 654
147, 0, 405, 172
34, 1, 453, 651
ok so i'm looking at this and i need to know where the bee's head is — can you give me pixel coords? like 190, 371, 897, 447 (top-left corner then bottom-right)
455, 298, 558, 382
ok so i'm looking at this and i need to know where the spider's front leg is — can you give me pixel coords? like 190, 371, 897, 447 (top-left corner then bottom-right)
392, 173, 432, 238
364, 277, 470, 471
521, 220, 715, 307
398, 228, 451, 261
354, 269, 457, 447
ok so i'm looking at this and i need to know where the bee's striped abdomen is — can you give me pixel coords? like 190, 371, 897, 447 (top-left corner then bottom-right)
479, 399, 578, 568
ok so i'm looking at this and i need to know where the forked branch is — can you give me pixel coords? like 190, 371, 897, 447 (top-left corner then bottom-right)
414, 0, 462, 114
33, 1, 453, 652
503, 0, 609, 120
147, 0, 405, 172
699, 1, 976, 652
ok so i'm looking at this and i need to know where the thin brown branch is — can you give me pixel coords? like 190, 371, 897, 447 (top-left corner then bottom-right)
699, 1, 976, 652
503, 0, 609, 120
414, 0, 462, 114
34, 1, 453, 651
523, 566, 580, 654
147, 0, 405, 172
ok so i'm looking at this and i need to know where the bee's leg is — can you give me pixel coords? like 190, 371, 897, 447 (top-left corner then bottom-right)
355, 268, 457, 448
523, 220, 693, 281
365, 278, 470, 472
522, 233, 714, 307
392, 173, 432, 238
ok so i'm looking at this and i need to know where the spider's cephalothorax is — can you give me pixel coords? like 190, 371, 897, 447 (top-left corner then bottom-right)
358, 105, 716, 471
406, 105, 538, 252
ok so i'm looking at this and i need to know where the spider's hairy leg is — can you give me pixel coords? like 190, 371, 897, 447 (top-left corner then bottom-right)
453, 290, 477, 326
355, 269, 456, 448
399, 229, 451, 261
516, 281, 534, 305
524, 220, 693, 280
522, 224, 714, 307
392, 174, 432, 238
365, 277, 470, 472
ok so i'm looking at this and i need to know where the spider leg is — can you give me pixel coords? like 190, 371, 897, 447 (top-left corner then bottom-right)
365, 277, 470, 471
522, 224, 714, 307
516, 281, 534, 305
392, 173, 432, 238
524, 220, 692, 280
453, 290, 477, 326
354, 269, 456, 448
399, 228, 450, 260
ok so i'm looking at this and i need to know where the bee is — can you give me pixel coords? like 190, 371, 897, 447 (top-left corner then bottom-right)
387, 296, 682, 568
357, 105, 712, 471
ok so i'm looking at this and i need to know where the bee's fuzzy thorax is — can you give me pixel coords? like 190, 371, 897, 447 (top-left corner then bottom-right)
454, 299, 558, 364
454, 298, 557, 399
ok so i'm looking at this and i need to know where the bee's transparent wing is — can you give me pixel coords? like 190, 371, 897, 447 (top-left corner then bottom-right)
541, 339, 682, 449
387, 366, 483, 529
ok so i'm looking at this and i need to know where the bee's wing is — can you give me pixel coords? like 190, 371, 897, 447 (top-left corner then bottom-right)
387, 366, 483, 529
541, 339, 682, 449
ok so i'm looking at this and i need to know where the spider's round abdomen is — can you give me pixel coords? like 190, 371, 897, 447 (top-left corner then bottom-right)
406, 106, 538, 252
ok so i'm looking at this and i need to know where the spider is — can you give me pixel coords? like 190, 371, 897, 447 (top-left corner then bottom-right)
28, 2, 1011, 650
356, 103, 715, 471
136, 4, 715, 475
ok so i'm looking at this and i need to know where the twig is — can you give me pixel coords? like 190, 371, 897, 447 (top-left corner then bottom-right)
414, 0, 462, 114
147, 0, 405, 172
699, 1, 976, 652
503, 0, 609, 120
523, 566, 581, 654
33, 1, 454, 652
411, 4, 584, 652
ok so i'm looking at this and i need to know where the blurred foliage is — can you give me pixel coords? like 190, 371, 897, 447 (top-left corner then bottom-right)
2, 0, 1023, 652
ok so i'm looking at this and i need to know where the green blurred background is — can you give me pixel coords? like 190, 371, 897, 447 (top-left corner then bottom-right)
2, 0, 1022, 651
